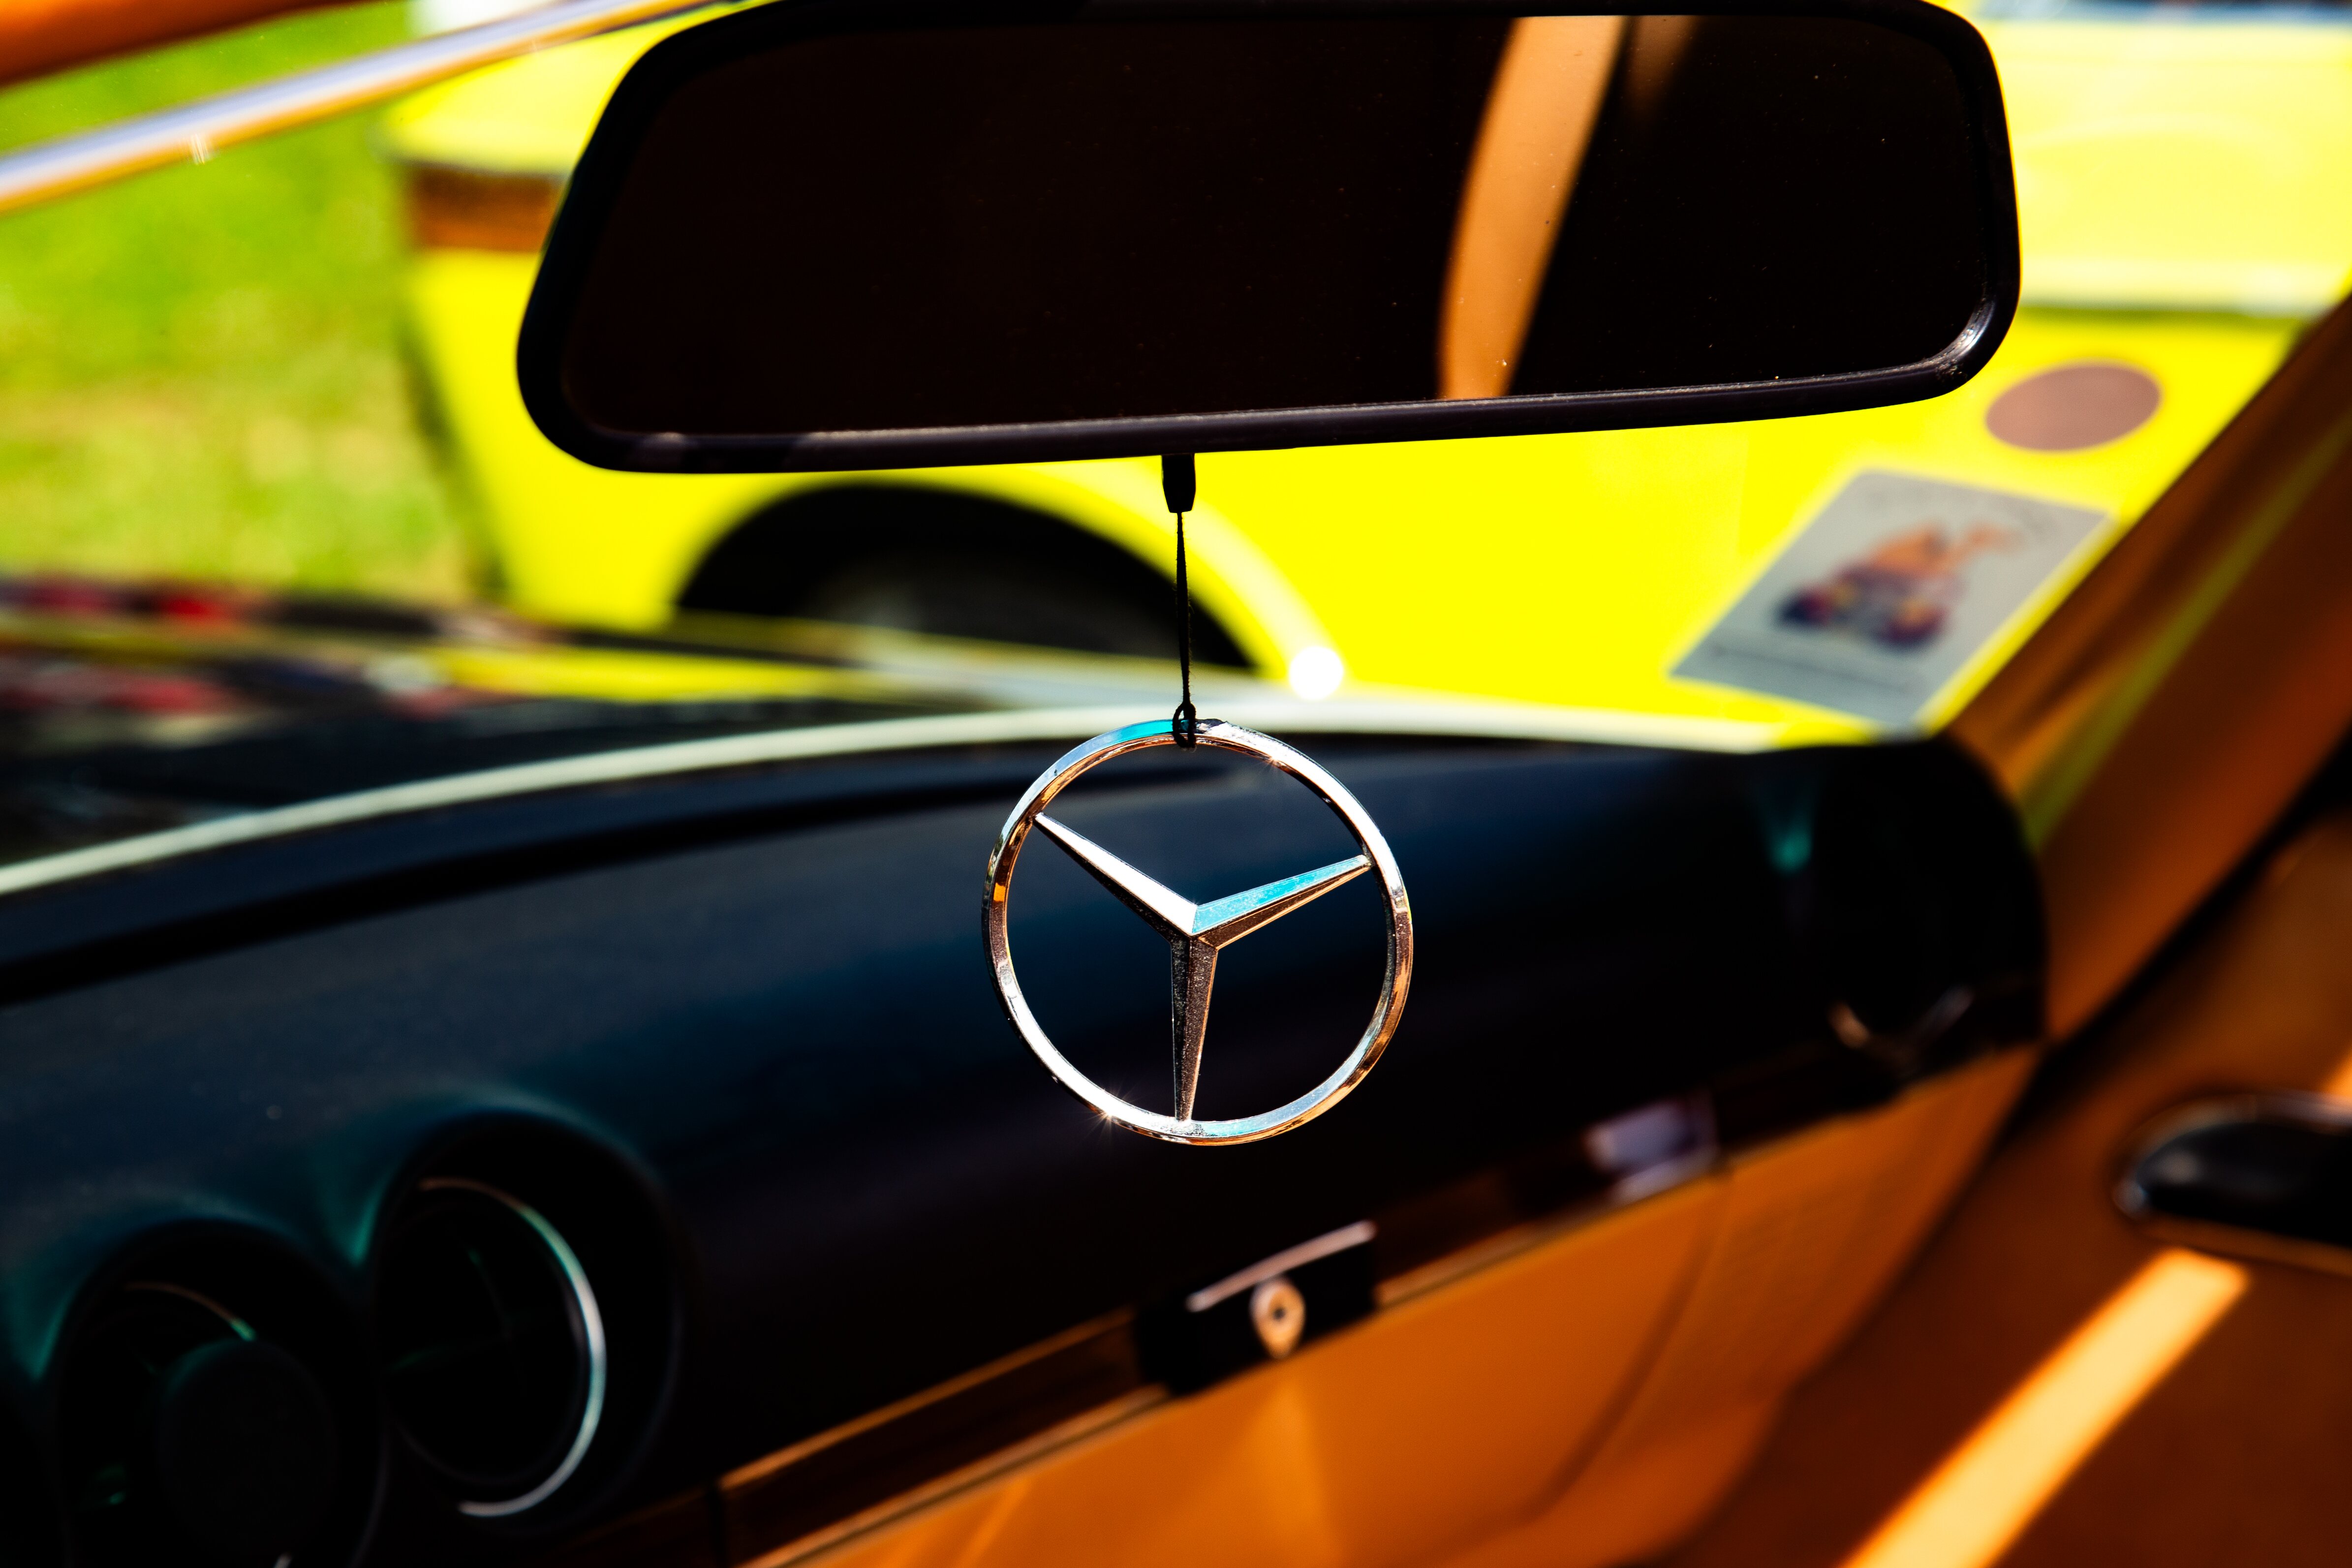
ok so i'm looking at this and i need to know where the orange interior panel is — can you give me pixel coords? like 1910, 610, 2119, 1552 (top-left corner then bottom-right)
1659, 807, 2352, 1568
731, 1053, 2034, 1568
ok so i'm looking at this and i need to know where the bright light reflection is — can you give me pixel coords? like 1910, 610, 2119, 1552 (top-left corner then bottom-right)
1287, 646, 1345, 700
1839, 1248, 2247, 1568
2322, 1051, 2352, 1099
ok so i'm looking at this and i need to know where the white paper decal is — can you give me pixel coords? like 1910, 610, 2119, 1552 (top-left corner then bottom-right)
1674, 471, 2106, 725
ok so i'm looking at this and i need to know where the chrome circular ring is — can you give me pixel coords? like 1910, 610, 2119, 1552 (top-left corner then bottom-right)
984, 717, 1413, 1146
418, 1178, 608, 1520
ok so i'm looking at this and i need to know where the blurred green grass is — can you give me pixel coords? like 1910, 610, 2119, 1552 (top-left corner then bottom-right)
0, 2, 477, 602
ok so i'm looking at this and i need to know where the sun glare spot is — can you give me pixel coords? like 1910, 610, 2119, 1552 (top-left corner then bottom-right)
1287, 646, 1345, 700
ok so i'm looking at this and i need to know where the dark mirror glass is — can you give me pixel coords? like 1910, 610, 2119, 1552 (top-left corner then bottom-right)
523, 4, 2015, 469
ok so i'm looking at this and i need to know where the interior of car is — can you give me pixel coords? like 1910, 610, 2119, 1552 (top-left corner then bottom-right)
0, 1, 2349, 1566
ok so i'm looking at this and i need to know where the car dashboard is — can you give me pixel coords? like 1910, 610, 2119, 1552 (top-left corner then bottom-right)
0, 715, 2042, 1568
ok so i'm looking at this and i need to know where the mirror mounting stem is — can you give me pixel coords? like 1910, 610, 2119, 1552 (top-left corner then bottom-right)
1161, 452, 1196, 515
1164, 453, 1199, 746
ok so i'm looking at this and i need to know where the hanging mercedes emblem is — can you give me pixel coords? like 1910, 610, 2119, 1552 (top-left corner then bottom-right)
985, 717, 1413, 1146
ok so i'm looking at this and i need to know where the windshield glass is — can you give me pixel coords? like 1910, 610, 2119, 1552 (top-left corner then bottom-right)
0, 0, 2344, 867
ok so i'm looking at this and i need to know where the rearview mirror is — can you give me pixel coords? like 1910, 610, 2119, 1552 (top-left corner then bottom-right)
519, 1, 2017, 472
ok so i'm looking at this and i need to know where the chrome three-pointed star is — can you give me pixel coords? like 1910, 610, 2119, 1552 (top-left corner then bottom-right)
985, 716, 1412, 1146
1033, 815, 1369, 1122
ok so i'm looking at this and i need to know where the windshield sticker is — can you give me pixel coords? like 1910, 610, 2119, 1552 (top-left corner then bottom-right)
1673, 471, 2107, 726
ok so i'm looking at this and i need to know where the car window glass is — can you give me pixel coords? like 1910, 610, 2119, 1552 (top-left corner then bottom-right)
0, 0, 2343, 872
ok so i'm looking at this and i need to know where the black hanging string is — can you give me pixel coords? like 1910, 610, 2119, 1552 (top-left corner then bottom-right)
1163, 452, 1199, 746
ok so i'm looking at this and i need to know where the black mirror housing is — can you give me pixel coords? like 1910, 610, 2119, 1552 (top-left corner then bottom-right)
519, 0, 2018, 473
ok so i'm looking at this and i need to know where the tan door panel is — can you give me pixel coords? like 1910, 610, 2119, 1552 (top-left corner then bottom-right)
753, 1177, 1723, 1568
743, 1054, 2031, 1568
1448, 1050, 2034, 1568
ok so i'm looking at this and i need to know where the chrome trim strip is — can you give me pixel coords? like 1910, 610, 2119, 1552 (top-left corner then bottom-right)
0, 699, 1788, 902
0, 0, 734, 217
1185, 1221, 1377, 1313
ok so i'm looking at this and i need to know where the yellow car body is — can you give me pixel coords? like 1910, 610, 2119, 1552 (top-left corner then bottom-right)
384, 4, 2351, 737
